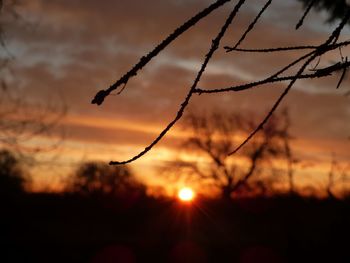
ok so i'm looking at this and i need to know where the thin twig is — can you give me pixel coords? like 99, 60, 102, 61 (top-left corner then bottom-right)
222, 41, 350, 95
225, 45, 318, 53
194, 72, 332, 94
263, 40, 350, 85
336, 66, 347, 89
296, 0, 316, 29
230, 0, 272, 50
229, 55, 317, 156
195, 53, 350, 94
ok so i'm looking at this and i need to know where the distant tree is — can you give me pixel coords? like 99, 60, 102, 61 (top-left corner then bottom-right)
325, 154, 350, 198
280, 109, 297, 195
71, 162, 146, 198
0, 149, 27, 195
164, 110, 292, 199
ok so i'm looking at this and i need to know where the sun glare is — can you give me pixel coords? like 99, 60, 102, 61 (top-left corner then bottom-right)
178, 187, 195, 202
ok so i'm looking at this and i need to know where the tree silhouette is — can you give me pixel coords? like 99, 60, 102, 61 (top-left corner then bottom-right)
71, 162, 146, 197
164, 110, 292, 199
0, 149, 26, 195
297, 0, 350, 25
325, 154, 350, 198
91, 0, 350, 165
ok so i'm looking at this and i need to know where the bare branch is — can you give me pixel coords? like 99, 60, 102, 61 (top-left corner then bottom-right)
225, 45, 319, 53
110, 0, 247, 165
195, 52, 350, 94
228, 7, 350, 156
336, 59, 348, 89
195, 72, 331, 94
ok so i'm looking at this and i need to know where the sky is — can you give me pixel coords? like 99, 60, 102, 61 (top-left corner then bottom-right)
1, 0, 350, 195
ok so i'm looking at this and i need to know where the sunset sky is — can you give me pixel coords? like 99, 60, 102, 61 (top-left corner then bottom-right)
1, 0, 350, 194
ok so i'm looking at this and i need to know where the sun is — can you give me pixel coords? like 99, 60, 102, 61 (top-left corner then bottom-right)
178, 187, 195, 202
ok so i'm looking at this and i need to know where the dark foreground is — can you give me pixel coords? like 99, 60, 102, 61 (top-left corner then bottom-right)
1, 193, 350, 263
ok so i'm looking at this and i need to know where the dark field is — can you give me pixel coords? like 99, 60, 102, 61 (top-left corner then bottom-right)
2, 193, 350, 263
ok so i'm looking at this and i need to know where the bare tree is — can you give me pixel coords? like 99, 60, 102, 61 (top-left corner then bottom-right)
280, 109, 297, 195
163, 110, 291, 199
340, 163, 350, 197
327, 153, 337, 198
90, 0, 350, 165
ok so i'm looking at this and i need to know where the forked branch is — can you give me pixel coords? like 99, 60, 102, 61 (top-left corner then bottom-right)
90, 1, 350, 165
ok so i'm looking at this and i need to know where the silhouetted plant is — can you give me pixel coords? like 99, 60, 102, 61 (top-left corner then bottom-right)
163, 110, 292, 199
71, 162, 146, 197
326, 154, 350, 198
0, 149, 27, 195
